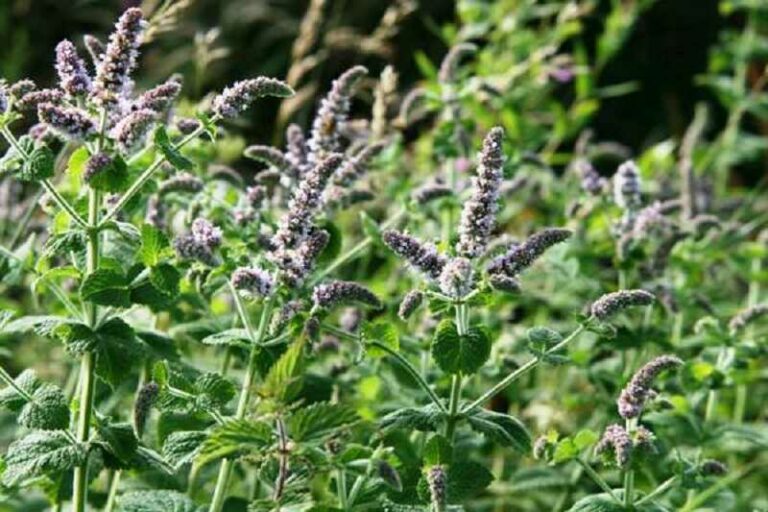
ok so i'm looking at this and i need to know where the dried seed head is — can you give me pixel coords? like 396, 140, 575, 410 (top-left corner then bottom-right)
133, 381, 159, 438
426, 465, 447, 509
438, 43, 477, 84
232, 267, 275, 298
456, 127, 505, 258
590, 289, 655, 320
16, 89, 64, 111
728, 303, 768, 334
439, 257, 474, 298
613, 160, 642, 209
595, 424, 632, 468
617, 355, 683, 419
83, 153, 114, 184
212, 77, 293, 119
54, 39, 92, 96
92, 8, 146, 106
308, 66, 367, 163
382, 229, 447, 281
700, 459, 727, 476
83, 34, 105, 64
38, 103, 96, 141
312, 281, 382, 311
273, 154, 343, 250
487, 228, 572, 278
398, 290, 424, 320
134, 77, 182, 112
158, 172, 204, 196
110, 108, 156, 152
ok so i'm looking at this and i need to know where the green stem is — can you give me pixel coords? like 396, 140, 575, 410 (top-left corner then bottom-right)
575, 457, 621, 504
735, 256, 761, 423
444, 303, 468, 441
337, 467, 348, 510
104, 470, 122, 512
209, 294, 275, 512
634, 475, 678, 507
623, 418, 637, 508
462, 322, 588, 413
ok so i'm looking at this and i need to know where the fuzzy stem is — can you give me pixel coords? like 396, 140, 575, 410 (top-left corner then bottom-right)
208, 294, 275, 512
634, 475, 678, 507
104, 470, 122, 512
623, 417, 637, 508
462, 322, 588, 413
575, 457, 622, 504
445, 303, 468, 441
337, 467, 349, 510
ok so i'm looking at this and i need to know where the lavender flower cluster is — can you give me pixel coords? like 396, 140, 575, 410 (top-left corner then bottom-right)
173, 218, 222, 265
487, 228, 572, 281
232, 267, 275, 298
312, 281, 382, 311
382, 230, 446, 281
590, 289, 655, 320
617, 355, 683, 419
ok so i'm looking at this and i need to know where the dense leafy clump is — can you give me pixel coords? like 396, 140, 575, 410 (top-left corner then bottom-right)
0, 2, 765, 512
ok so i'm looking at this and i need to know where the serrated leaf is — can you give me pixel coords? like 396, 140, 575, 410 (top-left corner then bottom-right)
94, 318, 146, 387
80, 268, 131, 307
3, 315, 68, 339
197, 419, 273, 467
162, 431, 206, 469
362, 321, 400, 358
567, 493, 668, 512
117, 490, 201, 512
0, 369, 41, 411
97, 422, 139, 468
423, 435, 452, 466
527, 326, 563, 346
194, 372, 235, 411
20, 145, 54, 182
287, 402, 358, 442
18, 384, 70, 430
431, 320, 491, 375
130, 263, 181, 310
139, 225, 171, 267
88, 154, 129, 192
380, 404, 445, 432
200, 328, 251, 348
155, 127, 193, 170
2, 431, 86, 486
447, 461, 493, 501
261, 337, 305, 402
466, 409, 531, 454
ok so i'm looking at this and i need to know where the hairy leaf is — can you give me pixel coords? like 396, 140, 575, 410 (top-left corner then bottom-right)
431, 320, 491, 375
80, 268, 131, 307
287, 402, 358, 442
197, 419, 273, 467
117, 490, 201, 512
3, 431, 86, 485
466, 409, 531, 454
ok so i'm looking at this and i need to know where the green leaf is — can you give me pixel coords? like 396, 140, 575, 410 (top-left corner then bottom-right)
0, 369, 41, 411
446, 461, 493, 501
96, 422, 139, 468
130, 264, 181, 310
362, 321, 400, 358
2, 431, 86, 486
261, 337, 305, 402
67, 146, 90, 180
19, 145, 54, 182
88, 154, 129, 192
94, 318, 146, 387
287, 402, 358, 442
80, 268, 131, 307
193, 373, 235, 411
117, 490, 201, 512
567, 493, 669, 512
139, 225, 171, 267
431, 320, 491, 375
552, 438, 579, 463
573, 429, 599, 450
162, 431, 206, 469
3, 315, 68, 339
200, 328, 251, 349
423, 435, 452, 466
197, 419, 273, 467
466, 409, 531, 454
18, 384, 70, 430
154, 127, 193, 170
527, 327, 563, 346
379, 404, 445, 432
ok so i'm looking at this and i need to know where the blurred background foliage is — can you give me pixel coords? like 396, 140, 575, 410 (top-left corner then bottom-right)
0, 0, 765, 185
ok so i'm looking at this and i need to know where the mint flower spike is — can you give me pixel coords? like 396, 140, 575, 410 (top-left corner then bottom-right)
311, 281, 382, 311
617, 355, 683, 419
0, 86, 7, 114
382, 229, 447, 281
487, 227, 572, 278
109, 108, 156, 153
212, 77, 294, 119
613, 159, 642, 209
308, 65, 368, 164
438, 42, 478, 84
54, 40, 92, 97
133, 77, 182, 113
37, 103, 96, 141
83, 34, 105, 65
728, 303, 768, 334
456, 126, 505, 258
133, 382, 158, 438
173, 218, 222, 265
83, 153, 113, 184
439, 257, 474, 299
590, 289, 655, 320
16, 89, 63, 111
92, 8, 145, 106
595, 424, 633, 468
398, 290, 424, 320
231, 267, 275, 298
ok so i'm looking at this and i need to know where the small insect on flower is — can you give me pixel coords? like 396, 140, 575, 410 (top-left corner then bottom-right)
312, 281, 382, 311
212, 77, 294, 119
54, 40, 92, 97
439, 257, 474, 298
382, 230, 447, 281
38, 103, 96, 141
617, 355, 683, 419
487, 227, 572, 278
231, 267, 275, 298
133, 381, 159, 438
613, 160, 642, 210
590, 289, 655, 320
398, 290, 424, 320
595, 424, 633, 468
92, 8, 146, 106
456, 127, 506, 259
